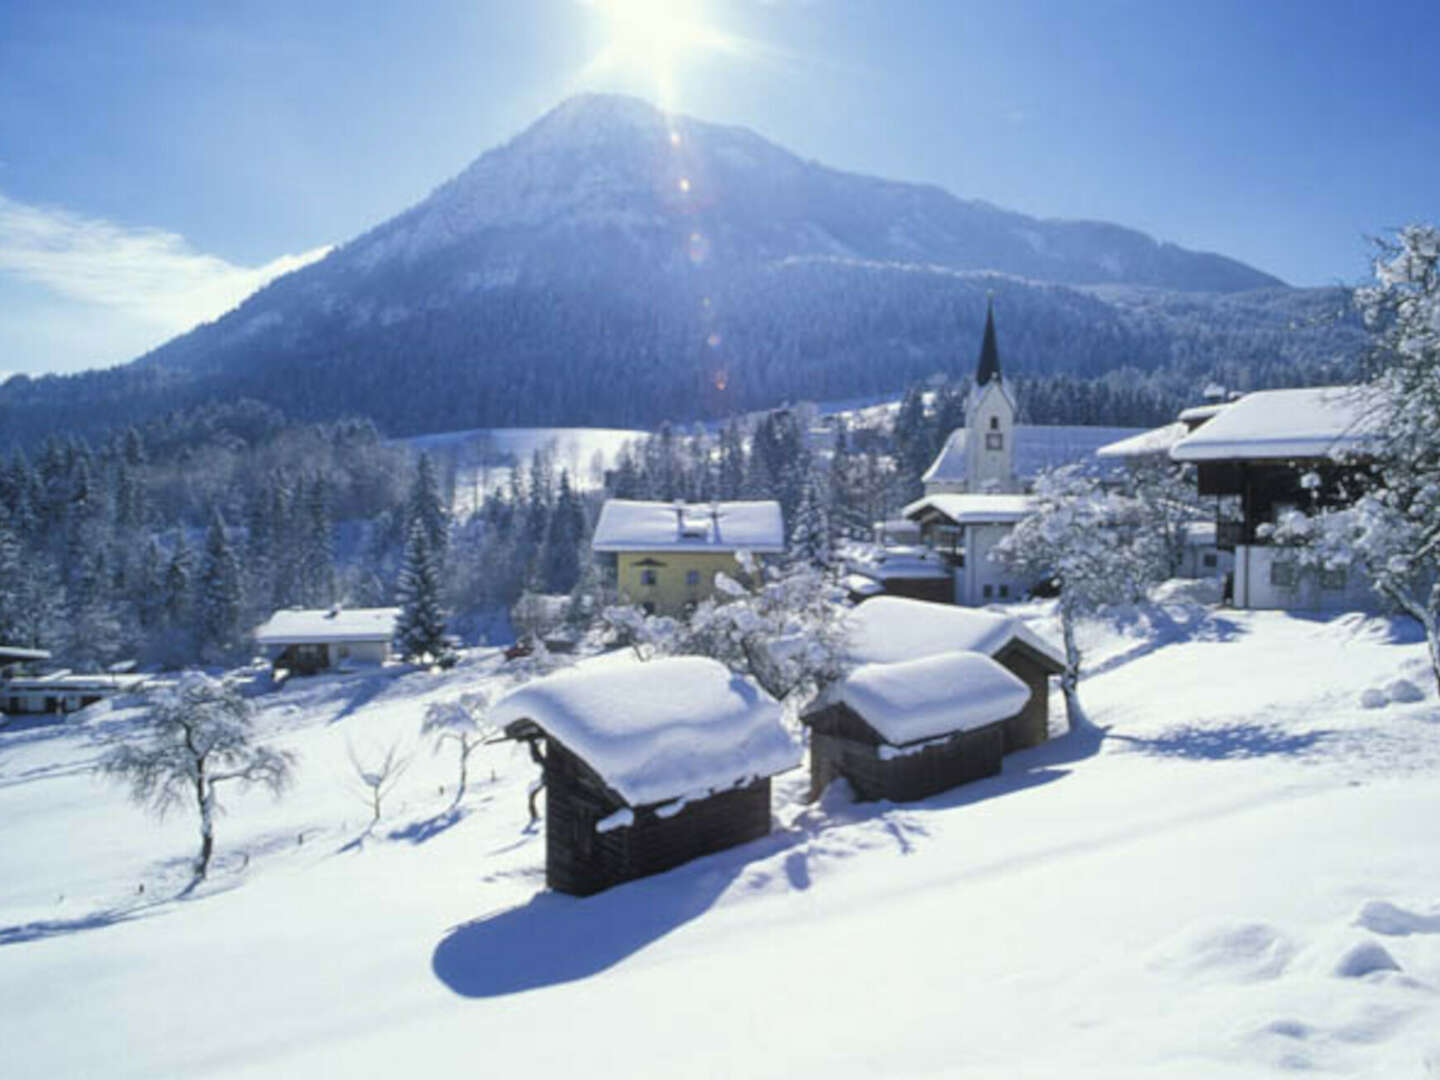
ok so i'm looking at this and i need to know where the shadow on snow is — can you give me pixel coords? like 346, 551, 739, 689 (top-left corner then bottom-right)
432, 714, 1105, 999
1111, 722, 1333, 760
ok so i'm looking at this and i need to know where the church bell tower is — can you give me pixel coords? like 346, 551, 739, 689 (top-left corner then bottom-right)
963, 297, 1017, 494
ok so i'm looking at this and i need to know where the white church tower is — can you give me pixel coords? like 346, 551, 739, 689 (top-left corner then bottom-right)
962, 296, 1018, 494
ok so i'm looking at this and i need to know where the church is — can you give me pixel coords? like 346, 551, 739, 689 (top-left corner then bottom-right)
898, 300, 1036, 606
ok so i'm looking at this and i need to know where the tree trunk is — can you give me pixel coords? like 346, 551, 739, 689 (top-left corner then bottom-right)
453, 738, 470, 807
195, 780, 215, 881
1059, 600, 1088, 735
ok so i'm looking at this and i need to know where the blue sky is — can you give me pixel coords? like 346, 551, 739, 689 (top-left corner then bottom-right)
2, 0, 1436, 376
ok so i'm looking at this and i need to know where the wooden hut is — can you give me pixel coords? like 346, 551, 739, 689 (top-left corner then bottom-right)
844, 596, 1066, 751
803, 651, 1031, 802
493, 657, 801, 897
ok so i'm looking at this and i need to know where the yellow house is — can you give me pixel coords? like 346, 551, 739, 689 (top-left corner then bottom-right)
591, 500, 786, 617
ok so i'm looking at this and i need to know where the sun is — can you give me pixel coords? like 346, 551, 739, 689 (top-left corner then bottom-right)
579, 0, 739, 107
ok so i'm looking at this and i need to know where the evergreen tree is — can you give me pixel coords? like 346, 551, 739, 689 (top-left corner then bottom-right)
543, 469, 586, 593
788, 471, 832, 569
300, 475, 336, 607
196, 509, 245, 661
395, 521, 448, 663
407, 452, 450, 560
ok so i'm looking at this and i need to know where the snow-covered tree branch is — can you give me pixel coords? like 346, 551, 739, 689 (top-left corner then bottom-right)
97, 672, 296, 881
992, 465, 1165, 728
421, 691, 495, 805
1274, 224, 1440, 693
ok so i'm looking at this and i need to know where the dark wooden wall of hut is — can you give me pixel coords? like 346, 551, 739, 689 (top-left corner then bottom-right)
542, 739, 772, 897
992, 644, 1055, 751
805, 703, 1006, 803
879, 578, 954, 605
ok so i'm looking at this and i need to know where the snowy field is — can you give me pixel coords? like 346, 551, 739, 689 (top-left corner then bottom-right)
3, 591, 1440, 1077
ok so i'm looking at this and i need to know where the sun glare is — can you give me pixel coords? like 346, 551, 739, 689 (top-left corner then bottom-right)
581, 0, 738, 106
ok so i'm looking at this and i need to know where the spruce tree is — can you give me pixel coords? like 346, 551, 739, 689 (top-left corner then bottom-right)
407, 452, 450, 560
196, 509, 244, 661
395, 521, 447, 663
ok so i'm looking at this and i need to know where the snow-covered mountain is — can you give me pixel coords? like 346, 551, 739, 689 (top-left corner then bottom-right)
0, 94, 1355, 443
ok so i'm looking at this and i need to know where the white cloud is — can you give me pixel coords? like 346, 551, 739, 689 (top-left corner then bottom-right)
0, 193, 330, 353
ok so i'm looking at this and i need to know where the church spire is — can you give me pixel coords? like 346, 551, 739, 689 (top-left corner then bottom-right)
975, 295, 1001, 387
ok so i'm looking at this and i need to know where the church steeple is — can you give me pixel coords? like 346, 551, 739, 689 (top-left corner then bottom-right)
975, 295, 1001, 387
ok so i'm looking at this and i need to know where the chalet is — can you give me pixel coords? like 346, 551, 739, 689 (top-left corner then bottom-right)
803, 651, 1031, 802
843, 545, 953, 605
844, 595, 1066, 751
253, 606, 400, 674
591, 499, 785, 617
494, 657, 800, 896
1169, 386, 1382, 610
2, 669, 148, 716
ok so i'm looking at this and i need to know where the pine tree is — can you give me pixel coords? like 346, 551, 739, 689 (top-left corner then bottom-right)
407, 452, 450, 561
196, 509, 244, 661
543, 469, 586, 593
788, 471, 832, 569
300, 476, 335, 607
164, 532, 194, 630
395, 521, 448, 663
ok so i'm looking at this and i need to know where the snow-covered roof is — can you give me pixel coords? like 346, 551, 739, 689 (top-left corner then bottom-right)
3, 672, 148, 692
1177, 403, 1230, 424
903, 493, 1033, 525
253, 607, 400, 646
1170, 386, 1382, 463
492, 657, 801, 807
591, 500, 785, 554
823, 651, 1031, 746
1095, 422, 1190, 459
845, 545, 952, 581
1183, 521, 1218, 546
922, 425, 1145, 486
0, 645, 51, 663
842, 573, 886, 597
844, 595, 1065, 670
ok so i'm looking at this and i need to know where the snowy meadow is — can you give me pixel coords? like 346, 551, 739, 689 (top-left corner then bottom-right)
3, 590, 1439, 1078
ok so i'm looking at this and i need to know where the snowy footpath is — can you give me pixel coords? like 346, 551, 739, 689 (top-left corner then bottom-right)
2, 597, 1439, 1078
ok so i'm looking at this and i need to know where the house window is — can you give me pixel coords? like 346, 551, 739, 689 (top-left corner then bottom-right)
640, 569, 658, 587
983, 584, 994, 599
685, 570, 701, 587
1321, 567, 1347, 591
1202, 553, 1218, 569
642, 601, 656, 616
998, 584, 1009, 598
1269, 560, 1298, 588
986, 432, 1003, 450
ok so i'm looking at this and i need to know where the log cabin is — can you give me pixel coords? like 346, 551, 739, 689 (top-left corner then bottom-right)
803, 651, 1030, 802
844, 595, 1066, 751
493, 657, 801, 896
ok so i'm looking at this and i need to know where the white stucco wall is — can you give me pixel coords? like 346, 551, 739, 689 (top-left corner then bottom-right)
957, 523, 1027, 606
1232, 545, 1375, 611
963, 384, 1017, 495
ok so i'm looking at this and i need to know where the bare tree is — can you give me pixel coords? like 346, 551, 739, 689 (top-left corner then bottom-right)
421, 691, 495, 805
347, 740, 411, 835
99, 672, 295, 882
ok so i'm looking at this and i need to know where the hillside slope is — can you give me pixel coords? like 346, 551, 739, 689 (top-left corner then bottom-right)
0, 96, 1360, 446
2, 597, 1438, 1076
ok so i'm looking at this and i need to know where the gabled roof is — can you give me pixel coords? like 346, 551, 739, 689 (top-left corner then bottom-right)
844, 595, 1066, 671
817, 651, 1031, 746
1170, 386, 1383, 463
493, 657, 801, 807
253, 607, 400, 646
903, 492, 1033, 525
1095, 421, 1190, 459
591, 500, 785, 554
